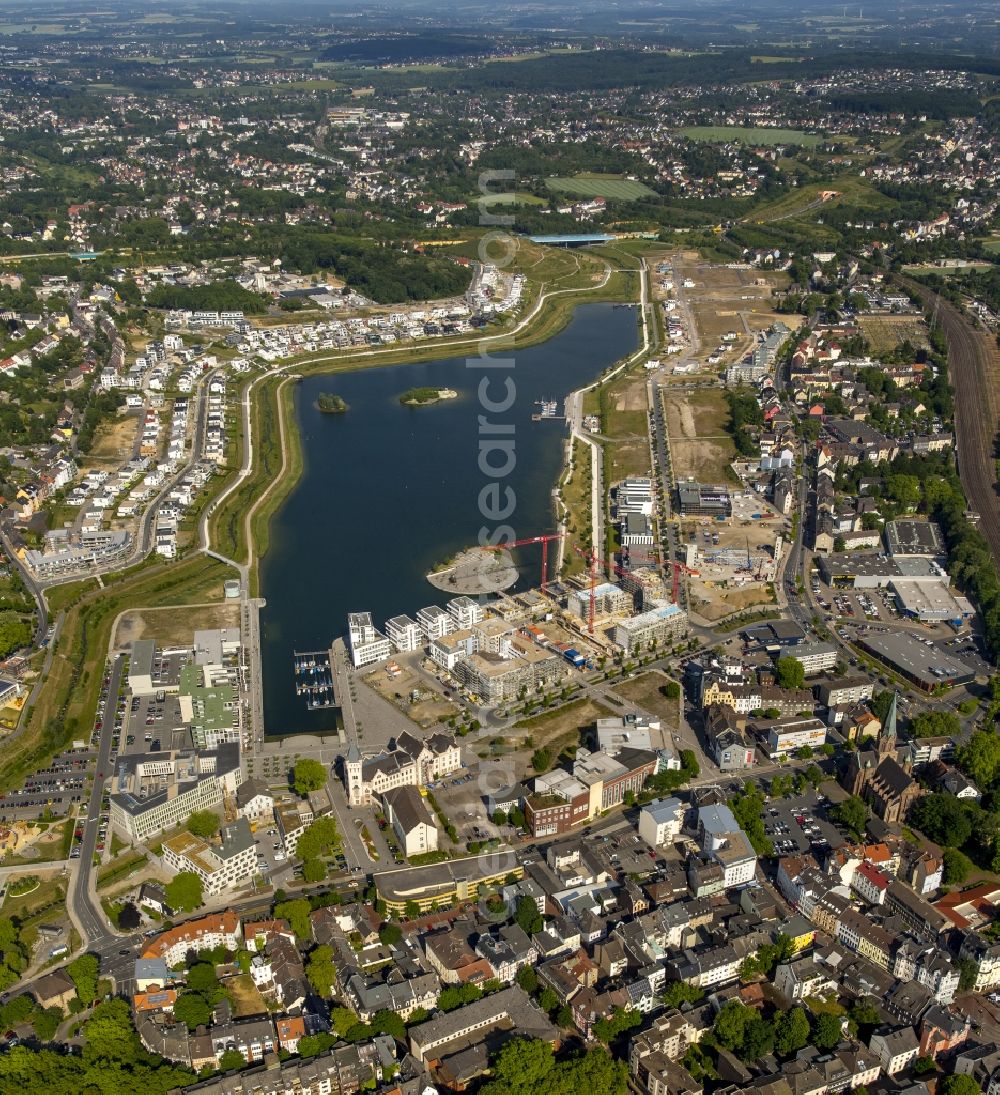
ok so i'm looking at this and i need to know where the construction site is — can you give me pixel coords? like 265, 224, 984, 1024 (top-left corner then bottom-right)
678, 494, 785, 623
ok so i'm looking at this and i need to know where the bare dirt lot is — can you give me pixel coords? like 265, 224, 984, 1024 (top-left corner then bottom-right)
673, 254, 789, 365
662, 386, 736, 483
114, 603, 241, 647
84, 413, 139, 470
225, 973, 268, 1017
365, 660, 459, 730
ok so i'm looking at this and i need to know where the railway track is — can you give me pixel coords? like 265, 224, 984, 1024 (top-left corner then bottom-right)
907, 280, 1000, 565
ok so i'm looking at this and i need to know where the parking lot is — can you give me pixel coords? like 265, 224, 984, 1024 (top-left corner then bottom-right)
424, 768, 491, 845
123, 692, 188, 755
0, 751, 94, 822
763, 790, 845, 858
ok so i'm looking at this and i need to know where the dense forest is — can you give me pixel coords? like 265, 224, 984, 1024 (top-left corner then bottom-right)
277, 235, 471, 304
145, 281, 270, 315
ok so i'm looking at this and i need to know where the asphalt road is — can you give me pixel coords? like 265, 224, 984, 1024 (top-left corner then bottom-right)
70, 654, 124, 951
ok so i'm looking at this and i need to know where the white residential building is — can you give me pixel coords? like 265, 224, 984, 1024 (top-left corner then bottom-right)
638, 797, 686, 848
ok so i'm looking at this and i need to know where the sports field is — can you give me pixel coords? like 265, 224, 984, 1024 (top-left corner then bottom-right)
545, 174, 655, 200
680, 126, 825, 147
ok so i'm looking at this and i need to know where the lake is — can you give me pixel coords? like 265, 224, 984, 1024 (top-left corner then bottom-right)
259, 302, 640, 733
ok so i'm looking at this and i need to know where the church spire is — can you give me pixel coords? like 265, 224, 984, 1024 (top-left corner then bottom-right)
880, 691, 897, 755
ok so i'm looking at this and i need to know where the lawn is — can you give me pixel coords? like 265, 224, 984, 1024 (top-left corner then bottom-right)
473, 191, 548, 207
225, 973, 268, 1017
681, 126, 826, 147
858, 315, 930, 356
546, 175, 655, 200
513, 696, 615, 756
2, 875, 65, 923
96, 850, 147, 891
612, 671, 681, 728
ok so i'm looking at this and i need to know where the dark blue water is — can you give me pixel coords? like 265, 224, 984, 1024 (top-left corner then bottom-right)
259, 303, 639, 734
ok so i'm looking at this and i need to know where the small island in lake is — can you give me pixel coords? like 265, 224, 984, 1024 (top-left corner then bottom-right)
316, 393, 348, 414
399, 386, 458, 406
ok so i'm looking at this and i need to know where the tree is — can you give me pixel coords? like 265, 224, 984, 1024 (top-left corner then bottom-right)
403, 900, 420, 920
774, 1007, 810, 1057
531, 747, 552, 773
912, 1056, 937, 1075
33, 1005, 61, 1041
515, 895, 543, 936
956, 730, 1000, 789
438, 983, 482, 1012
305, 945, 337, 997
379, 922, 402, 946
302, 859, 326, 883
370, 1009, 406, 1041
592, 1007, 642, 1043
664, 681, 681, 699
186, 962, 223, 1004
775, 657, 805, 690
165, 871, 204, 913
186, 809, 221, 839
662, 981, 702, 1008
812, 1012, 843, 1050
957, 958, 978, 993
538, 986, 559, 1013
174, 991, 212, 1031
943, 1077, 981, 1095
509, 806, 526, 829
298, 1032, 336, 1058
296, 816, 339, 861
492, 809, 508, 826
831, 795, 869, 838
67, 953, 99, 1005
484, 1036, 555, 1091
516, 965, 538, 994
330, 1006, 360, 1037
275, 898, 312, 939
293, 758, 328, 795
910, 793, 975, 848
943, 847, 973, 885
117, 902, 142, 931
218, 1049, 247, 1071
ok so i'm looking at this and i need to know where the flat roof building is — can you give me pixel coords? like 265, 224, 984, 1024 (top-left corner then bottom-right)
818, 553, 949, 589
676, 481, 731, 518
885, 519, 946, 558
857, 632, 975, 693
891, 580, 974, 623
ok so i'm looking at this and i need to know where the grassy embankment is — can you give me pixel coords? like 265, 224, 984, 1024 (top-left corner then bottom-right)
558, 436, 593, 580
208, 374, 302, 597
3, 554, 235, 792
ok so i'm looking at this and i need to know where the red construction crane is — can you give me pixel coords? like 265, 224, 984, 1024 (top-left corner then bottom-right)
573, 543, 599, 635
482, 533, 564, 593
670, 560, 700, 604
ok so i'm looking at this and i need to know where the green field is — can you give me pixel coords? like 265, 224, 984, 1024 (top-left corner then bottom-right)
473, 191, 548, 207
545, 175, 655, 200
681, 126, 825, 147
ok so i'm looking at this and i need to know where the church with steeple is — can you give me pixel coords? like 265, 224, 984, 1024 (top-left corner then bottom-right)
841, 692, 919, 823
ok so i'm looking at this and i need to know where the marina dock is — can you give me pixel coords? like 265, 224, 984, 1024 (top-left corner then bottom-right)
292, 649, 335, 709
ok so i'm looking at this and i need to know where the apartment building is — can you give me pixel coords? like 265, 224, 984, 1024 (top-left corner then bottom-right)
162, 818, 257, 897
